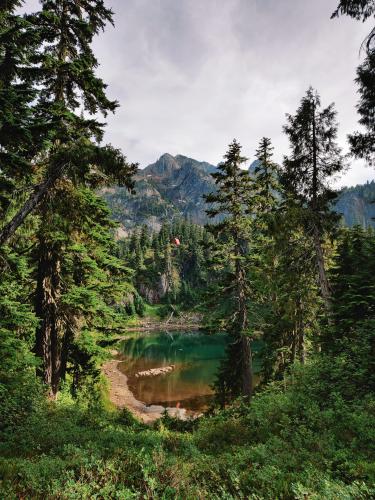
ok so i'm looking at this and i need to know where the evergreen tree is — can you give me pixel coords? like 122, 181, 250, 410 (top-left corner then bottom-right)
348, 47, 375, 166
205, 139, 255, 401
253, 137, 280, 214
4, 0, 138, 396
140, 224, 151, 251
0, 1, 44, 219
281, 88, 344, 312
329, 226, 375, 345
332, 1, 375, 165
332, 0, 375, 20
0, 0, 137, 245
259, 206, 320, 381
250, 138, 319, 381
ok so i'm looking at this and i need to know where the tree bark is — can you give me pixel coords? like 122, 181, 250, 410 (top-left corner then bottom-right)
240, 334, 253, 397
35, 234, 63, 398
235, 256, 253, 398
312, 223, 331, 312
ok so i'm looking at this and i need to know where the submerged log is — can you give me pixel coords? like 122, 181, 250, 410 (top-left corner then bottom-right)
135, 365, 175, 378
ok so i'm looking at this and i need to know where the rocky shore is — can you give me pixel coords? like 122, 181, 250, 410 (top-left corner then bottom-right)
102, 357, 190, 423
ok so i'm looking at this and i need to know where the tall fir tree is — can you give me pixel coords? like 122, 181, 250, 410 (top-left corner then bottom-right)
281, 88, 344, 313
0, 0, 136, 245
4, 0, 137, 396
205, 139, 255, 402
253, 137, 280, 214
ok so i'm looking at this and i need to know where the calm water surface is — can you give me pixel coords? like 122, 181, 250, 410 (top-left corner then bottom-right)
118, 331, 261, 411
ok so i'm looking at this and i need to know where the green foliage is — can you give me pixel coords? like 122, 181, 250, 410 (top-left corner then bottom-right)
332, 1, 375, 165
326, 226, 375, 353
1, 3, 375, 499
258, 205, 321, 382
1, 319, 375, 498
349, 49, 375, 166
0, 246, 42, 432
282, 87, 344, 215
119, 218, 212, 309
204, 140, 256, 401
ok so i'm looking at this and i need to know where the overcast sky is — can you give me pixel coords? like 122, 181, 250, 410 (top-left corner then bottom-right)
25, 0, 373, 186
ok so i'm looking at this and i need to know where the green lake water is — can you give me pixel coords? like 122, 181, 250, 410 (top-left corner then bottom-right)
118, 331, 261, 411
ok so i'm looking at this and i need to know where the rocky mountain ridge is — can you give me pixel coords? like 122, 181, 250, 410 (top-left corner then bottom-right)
101, 153, 375, 234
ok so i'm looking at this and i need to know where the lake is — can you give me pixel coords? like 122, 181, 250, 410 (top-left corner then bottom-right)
118, 331, 261, 411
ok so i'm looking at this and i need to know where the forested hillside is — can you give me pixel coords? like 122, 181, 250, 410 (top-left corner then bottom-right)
1, 1, 375, 499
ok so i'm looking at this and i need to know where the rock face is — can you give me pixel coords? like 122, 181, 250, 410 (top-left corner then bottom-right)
334, 181, 375, 229
101, 153, 375, 232
101, 153, 220, 231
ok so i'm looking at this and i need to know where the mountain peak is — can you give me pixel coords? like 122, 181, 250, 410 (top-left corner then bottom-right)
102, 152, 375, 232
159, 153, 176, 162
143, 153, 180, 177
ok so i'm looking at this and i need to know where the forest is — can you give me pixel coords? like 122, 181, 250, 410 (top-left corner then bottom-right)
0, 0, 375, 498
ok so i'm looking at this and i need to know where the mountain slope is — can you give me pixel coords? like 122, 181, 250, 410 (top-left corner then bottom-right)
101, 154, 375, 233
101, 153, 219, 233
335, 181, 375, 228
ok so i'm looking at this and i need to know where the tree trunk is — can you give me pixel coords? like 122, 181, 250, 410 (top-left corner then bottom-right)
35, 235, 63, 398
291, 328, 297, 364
311, 99, 332, 313
0, 162, 68, 247
240, 334, 253, 397
236, 257, 253, 398
312, 223, 331, 312
296, 296, 305, 363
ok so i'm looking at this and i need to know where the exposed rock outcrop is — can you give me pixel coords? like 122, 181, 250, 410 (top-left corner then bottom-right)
101, 153, 375, 232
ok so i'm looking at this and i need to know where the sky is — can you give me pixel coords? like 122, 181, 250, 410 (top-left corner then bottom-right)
24, 0, 374, 186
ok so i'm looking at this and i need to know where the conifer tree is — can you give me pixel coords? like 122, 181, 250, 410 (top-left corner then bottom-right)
0, 0, 137, 245
6, 0, 137, 396
253, 137, 279, 214
332, 1, 375, 166
332, 1, 375, 48
250, 138, 318, 380
259, 206, 320, 381
140, 224, 151, 251
349, 51, 375, 166
0, 1, 44, 219
205, 139, 255, 401
281, 88, 344, 312
329, 226, 375, 344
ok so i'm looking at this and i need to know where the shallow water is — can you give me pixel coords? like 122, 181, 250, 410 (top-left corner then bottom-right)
118, 331, 260, 411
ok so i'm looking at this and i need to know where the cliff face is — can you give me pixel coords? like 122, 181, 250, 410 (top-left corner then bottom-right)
101, 153, 219, 233
101, 153, 375, 233
335, 181, 375, 229
141, 154, 218, 225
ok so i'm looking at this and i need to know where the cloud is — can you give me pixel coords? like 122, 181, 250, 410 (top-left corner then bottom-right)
22, 0, 374, 186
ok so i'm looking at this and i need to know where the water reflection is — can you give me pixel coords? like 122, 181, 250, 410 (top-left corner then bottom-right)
118, 331, 260, 411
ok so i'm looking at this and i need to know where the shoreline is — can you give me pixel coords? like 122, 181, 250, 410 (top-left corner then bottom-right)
121, 322, 203, 333
102, 356, 192, 423
121, 313, 204, 333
